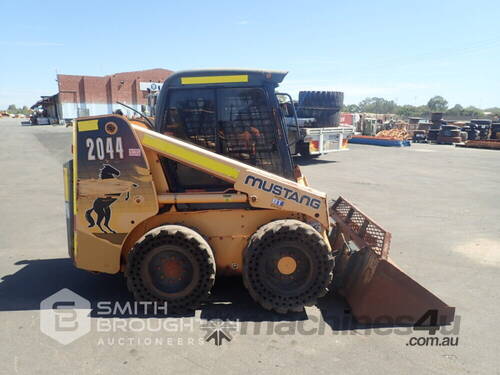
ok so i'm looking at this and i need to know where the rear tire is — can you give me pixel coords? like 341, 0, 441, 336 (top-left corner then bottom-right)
243, 220, 334, 314
125, 225, 215, 313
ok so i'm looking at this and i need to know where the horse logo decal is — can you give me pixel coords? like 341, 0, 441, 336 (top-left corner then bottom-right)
84, 164, 138, 234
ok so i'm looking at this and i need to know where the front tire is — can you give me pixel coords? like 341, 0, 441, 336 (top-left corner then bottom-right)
243, 220, 334, 313
125, 225, 215, 312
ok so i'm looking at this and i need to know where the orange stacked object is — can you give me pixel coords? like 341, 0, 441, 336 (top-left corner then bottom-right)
375, 129, 410, 140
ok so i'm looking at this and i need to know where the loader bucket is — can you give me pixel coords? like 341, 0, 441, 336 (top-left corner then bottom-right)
329, 197, 455, 325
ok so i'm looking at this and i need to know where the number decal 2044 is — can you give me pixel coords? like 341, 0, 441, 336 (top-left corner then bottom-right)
86, 137, 124, 160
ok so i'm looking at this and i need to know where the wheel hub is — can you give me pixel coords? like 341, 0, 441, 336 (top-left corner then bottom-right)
162, 258, 184, 280
277, 256, 297, 275
261, 245, 313, 296
148, 249, 193, 294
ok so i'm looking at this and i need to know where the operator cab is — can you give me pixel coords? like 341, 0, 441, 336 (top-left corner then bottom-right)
155, 69, 295, 192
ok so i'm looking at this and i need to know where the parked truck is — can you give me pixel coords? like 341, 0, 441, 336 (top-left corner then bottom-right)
277, 91, 353, 158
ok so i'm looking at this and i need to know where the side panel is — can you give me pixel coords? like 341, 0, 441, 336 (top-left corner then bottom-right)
74, 115, 158, 273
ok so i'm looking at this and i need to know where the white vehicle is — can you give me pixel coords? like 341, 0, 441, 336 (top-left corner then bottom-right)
278, 93, 353, 158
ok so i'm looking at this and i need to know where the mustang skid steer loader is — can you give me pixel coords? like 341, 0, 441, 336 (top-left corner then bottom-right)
63, 69, 454, 324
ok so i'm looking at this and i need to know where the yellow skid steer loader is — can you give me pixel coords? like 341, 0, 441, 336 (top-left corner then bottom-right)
63, 69, 454, 323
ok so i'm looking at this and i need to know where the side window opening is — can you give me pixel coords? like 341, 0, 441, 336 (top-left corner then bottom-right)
218, 88, 284, 176
158, 87, 285, 191
159, 89, 228, 191
160, 89, 217, 150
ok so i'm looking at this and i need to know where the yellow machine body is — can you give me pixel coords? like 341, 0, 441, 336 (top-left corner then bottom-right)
67, 115, 329, 275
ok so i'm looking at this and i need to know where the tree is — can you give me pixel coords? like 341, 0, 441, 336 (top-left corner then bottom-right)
7, 104, 18, 114
342, 96, 495, 119
343, 104, 360, 113
447, 104, 463, 116
427, 96, 448, 112
485, 107, 500, 117
21, 106, 30, 115
358, 97, 397, 114
462, 106, 483, 117
396, 105, 418, 117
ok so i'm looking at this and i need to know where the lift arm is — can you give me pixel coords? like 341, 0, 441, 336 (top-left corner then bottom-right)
132, 124, 330, 228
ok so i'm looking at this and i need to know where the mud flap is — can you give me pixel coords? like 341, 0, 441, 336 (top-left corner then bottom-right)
330, 197, 455, 325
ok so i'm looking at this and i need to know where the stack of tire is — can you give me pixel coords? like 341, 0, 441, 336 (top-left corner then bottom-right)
297, 91, 344, 127
427, 129, 440, 142
471, 119, 492, 140
412, 130, 427, 143
491, 122, 500, 139
427, 113, 443, 142
462, 124, 480, 140
437, 125, 462, 144
431, 112, 443, 122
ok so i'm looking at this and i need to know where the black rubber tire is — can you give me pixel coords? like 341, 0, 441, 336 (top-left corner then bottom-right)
329, 111, 341, 126
436, 136, 462, 144
427, 129, 440, 141
125, 225, 215, 313
297, 91, 343, 127
431, 112, 443, 121
297, 108, 341, 127
298, 91, 344, 109
430, 121, 442, 129
243, 219, 334, 314
440, 128, 461, 138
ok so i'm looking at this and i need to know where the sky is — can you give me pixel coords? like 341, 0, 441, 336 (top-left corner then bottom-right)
0, 0, 499, 109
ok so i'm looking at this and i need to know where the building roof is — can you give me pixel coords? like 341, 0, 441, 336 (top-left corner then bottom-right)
57, 68, 173, 80
31, 94, 58, 109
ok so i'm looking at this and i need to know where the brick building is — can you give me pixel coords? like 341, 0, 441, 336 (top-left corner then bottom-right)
32, 68, 172, 122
